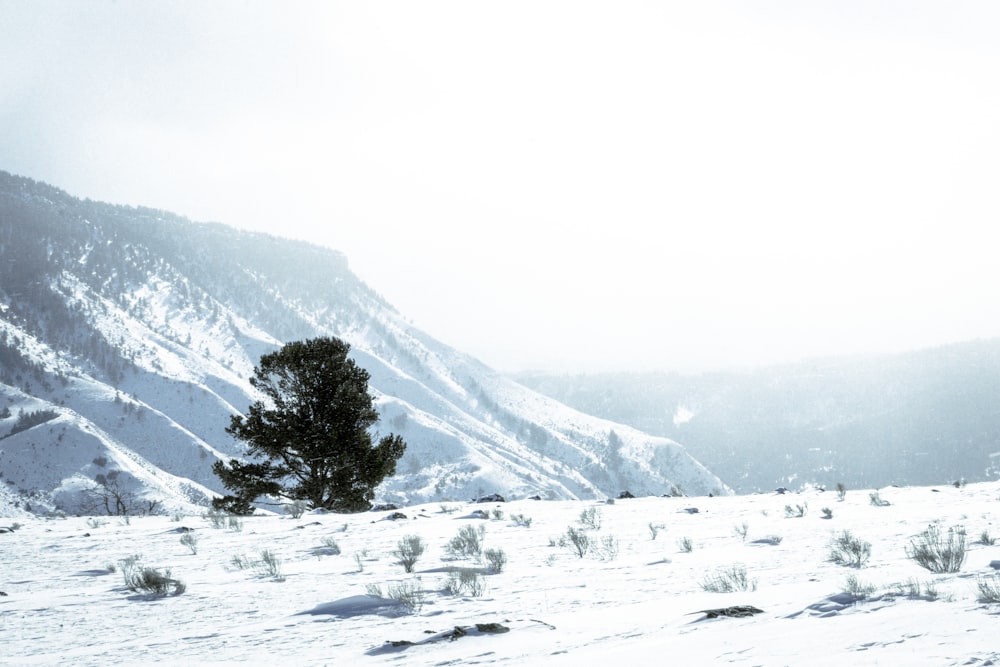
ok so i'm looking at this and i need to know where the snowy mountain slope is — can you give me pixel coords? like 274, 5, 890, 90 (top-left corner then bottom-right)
0, 170, 728, 515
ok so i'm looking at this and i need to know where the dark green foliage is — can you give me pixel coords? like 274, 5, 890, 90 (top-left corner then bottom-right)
3, 409, 59, 439
212, 337, 406, 513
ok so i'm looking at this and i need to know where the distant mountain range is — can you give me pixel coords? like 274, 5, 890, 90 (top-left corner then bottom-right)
0, 170, 727, 515
517, 340, 1000, 493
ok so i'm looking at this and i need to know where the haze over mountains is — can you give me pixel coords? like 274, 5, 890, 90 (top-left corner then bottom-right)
518, 340, 1000, 494
0, 170, 726, 516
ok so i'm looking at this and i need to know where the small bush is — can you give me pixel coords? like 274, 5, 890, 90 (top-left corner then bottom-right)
119, 555, 184, 596
844, 574, 876, 601
286, 499, 309, 519
321, 536, 342, 553
389, 580, 425, 612
231, 550, 284, 579
829, 530, 871, 568
869, 491, 890, 507
180, 533, 199, 555
579, 507, 602, 530
701, 565, 757, 593
483, 547, 507, 573
562, 526, 591, 558
979, 529, 996, 546
439, 504, 458, 514
127, 567, 185, 596
86, 517, 108, 529
371, 579, 426, 612
510, 513, 533, 528
256, 549, 283, 580
118, 554, 141, 580
446, 568, 487, 597
491, 508, 505, 521
889, 578, 937, 600
204, 508, 228, 529
821, 507, 833, 520
230, 554, 253, 570
678, 536, 694, 553
906, 524, 967, 573
976, 573, 1000, 603
733, 521, 749, 541
394, 534, 426, 573
648, 522, 665, 540
445, 524, 486, 559
784, 503, 808, 518
599, 534, 619, 561
835, 482, 847, 501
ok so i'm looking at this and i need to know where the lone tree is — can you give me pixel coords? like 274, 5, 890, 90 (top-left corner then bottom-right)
212, 336, 406, 514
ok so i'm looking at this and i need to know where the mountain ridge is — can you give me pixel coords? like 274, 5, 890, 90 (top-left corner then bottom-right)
0, 169, 728, 515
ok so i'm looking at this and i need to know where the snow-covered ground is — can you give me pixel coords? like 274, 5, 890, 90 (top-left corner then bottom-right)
3, 483, 1000, 665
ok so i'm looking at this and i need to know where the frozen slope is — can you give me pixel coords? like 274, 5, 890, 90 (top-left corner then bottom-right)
0, 170, 727, 514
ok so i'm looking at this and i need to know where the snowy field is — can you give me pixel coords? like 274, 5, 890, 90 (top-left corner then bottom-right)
3, 483, 1000, 666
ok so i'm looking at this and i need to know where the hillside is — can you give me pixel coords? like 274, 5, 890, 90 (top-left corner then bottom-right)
516, 341, 1000, 493
0, 170, 727, 515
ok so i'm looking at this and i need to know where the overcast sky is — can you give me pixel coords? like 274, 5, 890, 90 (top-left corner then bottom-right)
3, 1, 1000, 373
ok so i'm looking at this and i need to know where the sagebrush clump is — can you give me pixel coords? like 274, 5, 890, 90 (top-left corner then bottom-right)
180, 532, 199, 555
368, 579, 425, 612
562, 526, 591, 558
446, 568, 487, 597
976, 573, 1000, 603
579, 507, 602, 530
829, 530, 871, 568
393, 534, 426, 573
445, 524, 485, 559
119, 555, 185, 596
483, 547, 507, 573
906, 524, 967, 573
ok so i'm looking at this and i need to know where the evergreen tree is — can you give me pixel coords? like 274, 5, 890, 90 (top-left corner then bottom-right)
212, 337, 406, 513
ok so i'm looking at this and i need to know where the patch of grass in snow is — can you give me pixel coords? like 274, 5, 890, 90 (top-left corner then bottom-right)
367, 579, 425, 612
701, 565, 757, 593
228, 549, 284, 580
843, 574, 877, 601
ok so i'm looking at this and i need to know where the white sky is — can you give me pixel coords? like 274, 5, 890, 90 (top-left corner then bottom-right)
3, 1, 1000, 373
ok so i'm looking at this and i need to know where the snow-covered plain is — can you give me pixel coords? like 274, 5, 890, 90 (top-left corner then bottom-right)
3, 483, 1000, 666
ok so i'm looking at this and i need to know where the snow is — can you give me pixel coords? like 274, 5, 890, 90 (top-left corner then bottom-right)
3, 483, 1000, 665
